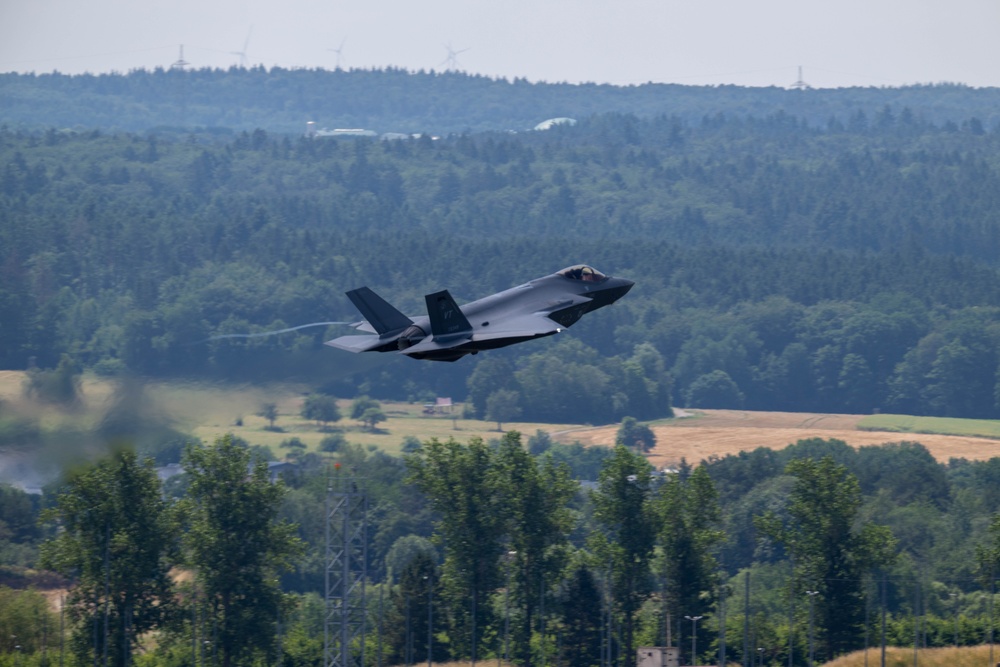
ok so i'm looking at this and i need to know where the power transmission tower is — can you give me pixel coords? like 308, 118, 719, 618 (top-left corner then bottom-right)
790, 65, 811, 90
171, 45, 189, 70
325, 468, 368, 667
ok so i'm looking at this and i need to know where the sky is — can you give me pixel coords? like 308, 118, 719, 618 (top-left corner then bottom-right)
1, 0, 999, 89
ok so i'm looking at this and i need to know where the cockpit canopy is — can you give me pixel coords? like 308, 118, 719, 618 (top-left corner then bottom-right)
558, 265, 608, 283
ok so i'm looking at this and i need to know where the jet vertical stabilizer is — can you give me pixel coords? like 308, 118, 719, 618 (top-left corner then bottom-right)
346, 287, 412, 334
425, 290, 472, 339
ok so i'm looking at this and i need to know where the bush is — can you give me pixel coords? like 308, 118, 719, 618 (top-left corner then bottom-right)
320, 433, 347, 452
279, 437, 307, 449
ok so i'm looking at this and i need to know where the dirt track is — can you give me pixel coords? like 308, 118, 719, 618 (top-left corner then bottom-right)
556, 409, 1000, 467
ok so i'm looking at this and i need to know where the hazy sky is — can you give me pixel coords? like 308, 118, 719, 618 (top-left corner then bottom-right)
2, 0, 999, 88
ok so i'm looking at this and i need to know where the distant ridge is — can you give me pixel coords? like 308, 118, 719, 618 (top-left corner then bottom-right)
1, 67, 998, 134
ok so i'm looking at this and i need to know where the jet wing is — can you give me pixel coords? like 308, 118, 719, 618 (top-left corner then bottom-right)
470, 312, 565, 342
325, 335, 391, 353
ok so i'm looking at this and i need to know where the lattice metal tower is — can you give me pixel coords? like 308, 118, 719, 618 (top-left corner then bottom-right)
324, 468, 368, 667
790, 65, 811, 90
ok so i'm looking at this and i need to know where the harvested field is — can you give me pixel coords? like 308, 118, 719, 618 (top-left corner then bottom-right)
556, 409, 1000, 467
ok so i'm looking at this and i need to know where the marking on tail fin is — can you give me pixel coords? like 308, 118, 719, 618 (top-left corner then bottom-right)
425, 290, 472, 338
346, 287, 412, 335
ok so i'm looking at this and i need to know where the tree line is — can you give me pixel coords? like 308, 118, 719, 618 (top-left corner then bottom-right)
7, 430, 1000, 665
2, 68, 1000, 135
6, 116, 1000, 417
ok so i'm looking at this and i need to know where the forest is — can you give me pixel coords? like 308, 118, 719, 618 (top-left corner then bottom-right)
3, 67, 1000, 135
5, 428, 1000, 666
6, 70, 1000, 666
4, 104, 1000, 418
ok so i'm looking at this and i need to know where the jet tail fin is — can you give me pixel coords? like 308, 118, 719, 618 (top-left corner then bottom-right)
425, 290, 472, 338
346, 287, 413, 335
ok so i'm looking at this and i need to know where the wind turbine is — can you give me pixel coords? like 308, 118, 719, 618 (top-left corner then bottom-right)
440, 43, 469, 71
231, 26, 253, 68
328, 37, 346, 70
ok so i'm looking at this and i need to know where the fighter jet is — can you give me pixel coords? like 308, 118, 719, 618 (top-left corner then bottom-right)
326, 265, 634, 362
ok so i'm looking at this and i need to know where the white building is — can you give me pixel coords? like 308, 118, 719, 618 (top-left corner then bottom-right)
636, 646, 681, 667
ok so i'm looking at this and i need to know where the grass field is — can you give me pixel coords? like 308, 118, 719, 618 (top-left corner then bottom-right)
0, 371, 586, 458
7, 371, 1000, 465
823, 644, 1000, 667
859, 413, 1000, 439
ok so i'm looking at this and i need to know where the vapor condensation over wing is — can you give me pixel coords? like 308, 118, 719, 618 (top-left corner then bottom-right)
197, 321, 351, 343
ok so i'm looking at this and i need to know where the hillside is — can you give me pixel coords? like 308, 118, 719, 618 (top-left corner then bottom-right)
5, 73, 1000, 422
2, 69, 1000, 134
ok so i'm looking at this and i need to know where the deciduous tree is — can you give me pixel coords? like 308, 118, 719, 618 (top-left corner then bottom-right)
590, 446, 659, 666
407, 437, 505, 662
494, 431, 576, 667
181, 435, 303, 667
41, 450, 176, 667
755, 456, 896, 661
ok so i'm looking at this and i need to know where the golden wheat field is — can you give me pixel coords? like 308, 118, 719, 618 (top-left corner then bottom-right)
561, 409, 1000, 467
822, 643, 1000, 667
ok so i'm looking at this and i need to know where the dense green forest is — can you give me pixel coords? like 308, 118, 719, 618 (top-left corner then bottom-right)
2, 67, 1000, 134
8, 69, 1000, 667
4, 104, 1000, 417
6, 431, 1000, 666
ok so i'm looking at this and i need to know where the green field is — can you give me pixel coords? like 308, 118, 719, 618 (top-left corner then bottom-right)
858, 413, 1000, 440
0, 372, 592, 459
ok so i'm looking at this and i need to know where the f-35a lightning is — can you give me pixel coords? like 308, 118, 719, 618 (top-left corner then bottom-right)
326, 265, 634, 362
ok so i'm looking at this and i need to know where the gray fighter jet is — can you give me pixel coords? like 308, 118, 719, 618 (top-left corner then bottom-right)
326, 265, 634, 362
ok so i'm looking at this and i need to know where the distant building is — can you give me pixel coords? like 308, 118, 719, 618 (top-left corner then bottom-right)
306, 121, 377, 138
423, 397, 453, 415
636, 647, 680, 667
534, 117, 577, 131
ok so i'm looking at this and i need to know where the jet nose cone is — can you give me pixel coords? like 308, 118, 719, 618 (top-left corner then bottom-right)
595, 276, 634, 306
611, 277, 634, 302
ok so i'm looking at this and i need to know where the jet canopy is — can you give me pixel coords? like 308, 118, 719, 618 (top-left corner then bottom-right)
558, 265, 608, 283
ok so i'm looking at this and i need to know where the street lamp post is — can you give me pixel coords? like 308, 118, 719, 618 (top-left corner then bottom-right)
806, 590, 819, 667
504, 550, 516, 666
685, 615, 703, 666
425, 574, 433, 667
405, 594, 411, 667
949, 592, 959, 648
